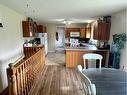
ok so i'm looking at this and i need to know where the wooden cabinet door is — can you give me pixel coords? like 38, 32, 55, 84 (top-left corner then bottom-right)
93, 21, 111, 40
93, 22, 98, 40
80, 28, 91, 38
37, 25, 43, 32
80, 28, 86, 38
104, 23, 111, 40
98, 22, 105, 40
43, 26, 47, 33
95, 51, 107, 67
22, 21, 33, 37
99, 22, 111, 40
65, 28, 70, 38
85, 27, 91, 38
22, 21, 29, 37
33, 22, 37, 36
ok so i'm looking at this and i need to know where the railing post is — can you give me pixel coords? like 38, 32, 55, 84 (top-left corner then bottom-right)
8, 63, 17, 95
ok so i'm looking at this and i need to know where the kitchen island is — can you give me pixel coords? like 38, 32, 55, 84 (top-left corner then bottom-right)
65, 45, 110, 68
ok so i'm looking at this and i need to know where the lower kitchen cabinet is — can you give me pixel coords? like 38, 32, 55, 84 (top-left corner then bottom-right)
66, 49, 109, 68
94, 51, 109, 67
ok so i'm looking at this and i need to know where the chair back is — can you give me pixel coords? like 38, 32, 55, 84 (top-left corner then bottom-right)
77, 65, 96, 95
83, 53, 103, 69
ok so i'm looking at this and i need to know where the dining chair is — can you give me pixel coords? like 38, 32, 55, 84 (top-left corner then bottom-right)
83, 53, 103, 69
77, 65, 96, 95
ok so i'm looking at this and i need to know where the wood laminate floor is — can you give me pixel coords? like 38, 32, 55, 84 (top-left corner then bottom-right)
30, 65, 85, 95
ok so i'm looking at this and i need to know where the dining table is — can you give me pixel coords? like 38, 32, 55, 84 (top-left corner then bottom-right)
82, 68, 127, 95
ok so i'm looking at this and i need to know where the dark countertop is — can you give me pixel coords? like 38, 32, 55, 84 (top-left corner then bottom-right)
65, 45, 110, 51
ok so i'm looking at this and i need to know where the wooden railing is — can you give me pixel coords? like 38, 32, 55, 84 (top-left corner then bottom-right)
23, 46, 42, 58
7, 46, 45, 95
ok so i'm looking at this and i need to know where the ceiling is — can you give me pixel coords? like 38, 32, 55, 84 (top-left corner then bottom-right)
0, 0, 126, 24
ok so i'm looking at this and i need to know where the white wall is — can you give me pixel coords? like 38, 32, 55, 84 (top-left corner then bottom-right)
109, 9, 127, 71
66, 23, 87, 28
43, 23, 56, 52
0, 4, 26, 92
56, 27, 65, 48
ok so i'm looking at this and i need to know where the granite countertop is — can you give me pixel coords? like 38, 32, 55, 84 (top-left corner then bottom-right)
65, 44, 110, 51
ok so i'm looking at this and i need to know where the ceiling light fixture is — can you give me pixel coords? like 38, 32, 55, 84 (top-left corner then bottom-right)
63, 20, 72, 25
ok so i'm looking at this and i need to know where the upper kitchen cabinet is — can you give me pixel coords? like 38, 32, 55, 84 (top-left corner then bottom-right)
22, 18, 37, 37
93, 20, 111, 40
33, 22, 37, 36
37, 25, 43, 33
37, 25, 47, 33
80, 28, 85, 38
65, 28, 80, 38
80, 27, 91, 38
22, 21, 33, 37
43, 26, 47, 33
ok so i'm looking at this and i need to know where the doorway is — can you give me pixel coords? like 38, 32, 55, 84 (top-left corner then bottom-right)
55, 26, 65, 52
45, 26, 65, 66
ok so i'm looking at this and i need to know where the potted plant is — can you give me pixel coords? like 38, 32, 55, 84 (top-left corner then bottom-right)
111, 33, 126, 69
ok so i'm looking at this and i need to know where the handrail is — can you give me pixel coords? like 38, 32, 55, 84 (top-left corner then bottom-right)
7, 46, 45, 95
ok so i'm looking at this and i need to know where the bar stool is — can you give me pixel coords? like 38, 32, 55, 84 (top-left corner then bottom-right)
83, 53, 103, 69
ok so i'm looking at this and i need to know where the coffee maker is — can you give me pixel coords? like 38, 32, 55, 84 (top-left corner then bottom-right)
98, 41, 110, 49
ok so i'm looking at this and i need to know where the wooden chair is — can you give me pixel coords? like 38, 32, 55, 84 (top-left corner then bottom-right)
83, 53, 103, 69
77, 65, 96, 95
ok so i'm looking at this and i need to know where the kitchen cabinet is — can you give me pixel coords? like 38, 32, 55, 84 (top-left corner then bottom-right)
37, 25, 43, 32
94, 51, 108, 67
43, 26, 47, 33
80, 28, 86, 38
65, 28, 80, 38
37, 25, 47, 33
22, 21, 34, 37
80, 27, 91, 38
93, 20, 111, 40
33, 22, 37, 36
85, 27, 91, 38
66, 50, 92, 68
22, 17, 37, 37
66, 49, 109, 68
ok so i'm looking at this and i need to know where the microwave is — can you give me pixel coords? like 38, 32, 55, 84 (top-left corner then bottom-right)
70, 32, 80, 37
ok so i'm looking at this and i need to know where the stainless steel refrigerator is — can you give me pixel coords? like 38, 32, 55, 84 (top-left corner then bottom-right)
38, 33, 48, 55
